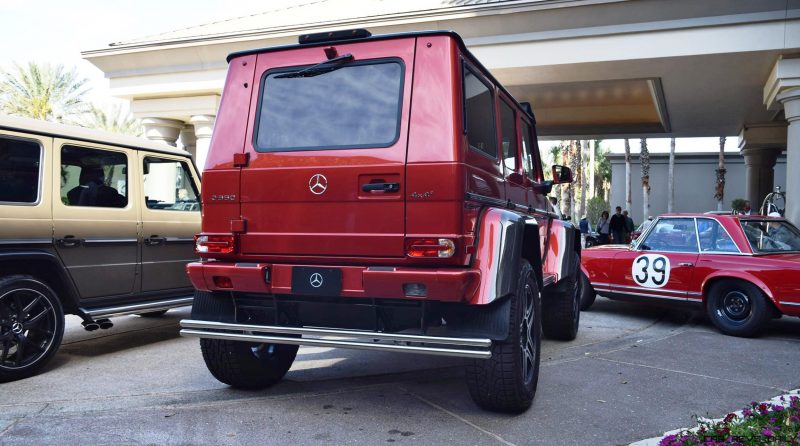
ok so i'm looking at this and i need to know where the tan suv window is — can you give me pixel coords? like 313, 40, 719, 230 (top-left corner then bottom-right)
143, 157, 199, 211
0, 136, 41, 204
61, 145, 127, 208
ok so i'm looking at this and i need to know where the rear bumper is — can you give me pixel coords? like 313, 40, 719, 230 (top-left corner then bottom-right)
187, 261, 480, 303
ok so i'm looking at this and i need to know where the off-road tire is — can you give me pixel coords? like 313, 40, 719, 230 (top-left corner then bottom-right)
0, 275, 65, 382
194, 291, 298, 389
465, 259, 541, 413
706, 279, 772, 337
136, 310, 169, 318
541, 256, 581, 340
579, 270, 596, 311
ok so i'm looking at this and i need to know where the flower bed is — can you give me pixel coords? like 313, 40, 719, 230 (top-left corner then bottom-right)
659, 395, 800, 445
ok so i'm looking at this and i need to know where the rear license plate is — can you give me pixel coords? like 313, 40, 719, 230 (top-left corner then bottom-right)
291, 267, 342, 296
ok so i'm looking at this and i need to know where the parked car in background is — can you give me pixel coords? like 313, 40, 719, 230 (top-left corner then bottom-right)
0, 115, 201, 382
180, 29, 583, 413
579, 213, 800, 337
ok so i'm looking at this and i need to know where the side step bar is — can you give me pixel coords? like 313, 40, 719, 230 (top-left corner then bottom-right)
180, 319, 493, 359
84, 296, 194, 319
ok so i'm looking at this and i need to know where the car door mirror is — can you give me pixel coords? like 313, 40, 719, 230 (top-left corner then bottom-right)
551, 165, 573, 184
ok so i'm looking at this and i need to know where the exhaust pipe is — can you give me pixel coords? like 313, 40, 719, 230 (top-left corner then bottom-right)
97, 318, 114, 330
82, 321, 100, 331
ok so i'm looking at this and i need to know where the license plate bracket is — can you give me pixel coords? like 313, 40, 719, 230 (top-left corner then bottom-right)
291, 267, 342, 296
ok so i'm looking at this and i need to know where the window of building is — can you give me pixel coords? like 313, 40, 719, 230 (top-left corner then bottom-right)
143, 157, 200, 211
463, 65, 497, 158
0, 136, 41, 204
499, 100, 517, 173
61, 145, 127, 208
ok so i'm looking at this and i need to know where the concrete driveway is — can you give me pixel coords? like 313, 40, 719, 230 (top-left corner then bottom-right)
0, 297, 798, 445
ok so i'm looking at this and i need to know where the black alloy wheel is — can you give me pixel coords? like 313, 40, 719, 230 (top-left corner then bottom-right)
706, 279, 772, 337
0, 276, 65, 382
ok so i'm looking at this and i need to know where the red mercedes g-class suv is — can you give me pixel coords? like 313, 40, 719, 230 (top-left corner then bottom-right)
182, 29, 582, 412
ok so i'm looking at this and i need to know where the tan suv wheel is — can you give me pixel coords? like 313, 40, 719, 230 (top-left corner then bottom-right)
0, 275, 65, 382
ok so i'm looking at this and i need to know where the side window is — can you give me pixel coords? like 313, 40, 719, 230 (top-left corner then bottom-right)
499, 100, 517, 173
697, 219, 738, 253
0, 136, 41, 204
520, 121, 535, 180
143, 157, 200, 212
640, 218, 698, 253
463, 66, 497, 158
60, 145, 127, 208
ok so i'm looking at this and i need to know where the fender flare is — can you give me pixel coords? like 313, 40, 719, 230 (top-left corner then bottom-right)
0, 250, 81, 311
701, 271, 778, 307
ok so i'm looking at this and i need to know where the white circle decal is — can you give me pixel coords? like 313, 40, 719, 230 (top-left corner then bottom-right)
631, 254, 671, 288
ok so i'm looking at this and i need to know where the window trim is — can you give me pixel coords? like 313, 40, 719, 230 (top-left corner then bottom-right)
252, 57, 406, 153
0, 134, 44, 207
636, 217, 700, 254
462, 61, 498, 161
498, 95, 518, 174
695, 217, 742, 254
519, 119, 537, 182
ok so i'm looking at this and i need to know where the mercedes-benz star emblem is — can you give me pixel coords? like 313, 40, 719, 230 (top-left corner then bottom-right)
11, 322, 23, 334
309, 174, 328, 195
309, 273, 324, 288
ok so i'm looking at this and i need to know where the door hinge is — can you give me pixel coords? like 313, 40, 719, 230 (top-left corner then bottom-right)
231, 219, 247, 233
233, 152, 250, 167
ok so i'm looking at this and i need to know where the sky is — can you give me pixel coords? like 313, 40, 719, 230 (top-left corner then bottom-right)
0, 1, 736, 152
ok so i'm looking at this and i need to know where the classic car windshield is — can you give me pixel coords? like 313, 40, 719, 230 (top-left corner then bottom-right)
740, 219, 800, 252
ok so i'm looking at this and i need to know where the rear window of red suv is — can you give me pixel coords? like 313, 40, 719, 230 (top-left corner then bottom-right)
254, 59, 404, 152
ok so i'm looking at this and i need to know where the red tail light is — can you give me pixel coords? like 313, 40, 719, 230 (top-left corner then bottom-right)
405, 238, 456, 258
195, 234, 236, 254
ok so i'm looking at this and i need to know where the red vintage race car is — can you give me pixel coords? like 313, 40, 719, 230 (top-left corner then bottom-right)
580, 213, 800, 337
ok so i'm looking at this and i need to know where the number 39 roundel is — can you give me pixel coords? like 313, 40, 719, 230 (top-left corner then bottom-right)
631, 254, 671, 288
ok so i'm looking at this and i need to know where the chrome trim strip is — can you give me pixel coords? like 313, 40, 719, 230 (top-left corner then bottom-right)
590, 282, 614, 288
780, 301, 800, 307
180, 319, 492, 359
83, 238, 138, 244
610, 290, 688, 302
85, 296, 193, 318
0, 238, 52, 245
164, 237, 195, 243
613, 284, 687, 295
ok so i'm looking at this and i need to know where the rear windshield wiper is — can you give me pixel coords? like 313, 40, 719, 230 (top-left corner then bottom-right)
275, 54, 354, 79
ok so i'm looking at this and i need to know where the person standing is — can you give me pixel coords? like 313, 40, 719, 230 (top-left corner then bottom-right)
623, 210, 635, 243
609, 206, 626, 244
742, 200, 753, 215
596, 211, 611, 244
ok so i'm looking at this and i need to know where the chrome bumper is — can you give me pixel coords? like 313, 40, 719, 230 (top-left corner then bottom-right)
179, 319, 493, 359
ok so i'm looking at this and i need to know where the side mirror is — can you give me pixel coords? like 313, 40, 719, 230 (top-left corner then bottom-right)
551, 165, 573, 184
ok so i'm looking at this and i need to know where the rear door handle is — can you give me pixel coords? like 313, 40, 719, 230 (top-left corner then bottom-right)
56, 236, 83, 248
144, 236, 167, 246
678, 262, 694, 267
362, 182, 400, 193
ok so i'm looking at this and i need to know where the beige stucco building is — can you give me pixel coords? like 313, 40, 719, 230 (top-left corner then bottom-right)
82, 0, 800, 223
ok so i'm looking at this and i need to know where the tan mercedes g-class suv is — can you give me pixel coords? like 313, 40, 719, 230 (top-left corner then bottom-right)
0, 115, 201, 381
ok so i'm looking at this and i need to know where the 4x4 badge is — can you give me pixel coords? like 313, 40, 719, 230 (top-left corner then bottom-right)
309, 174, 328, 195
309, 273, 324, 288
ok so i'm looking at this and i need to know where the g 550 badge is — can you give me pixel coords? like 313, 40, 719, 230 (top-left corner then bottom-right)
631, 254, 670, 288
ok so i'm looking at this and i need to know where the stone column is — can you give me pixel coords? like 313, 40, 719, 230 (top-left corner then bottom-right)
779, 89, 800, 224
140, 118, 184, 147
190, 115, 216, 173
179, 125, 197, 160
741, 147, 781, 211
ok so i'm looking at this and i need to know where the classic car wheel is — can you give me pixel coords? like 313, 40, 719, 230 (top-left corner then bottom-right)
465, 259, 540, 413
706, 279, 771, 337
0, 275, 65, 382
579, 270, 596, 311
541, 256, 581, 340
196, 291, 298, 389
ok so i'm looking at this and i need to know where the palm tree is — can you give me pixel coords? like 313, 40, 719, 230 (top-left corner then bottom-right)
0, 62, 89, 122
715, 136, 726, 211
668, 138, 676, 213
640, 138, 651, 220
81, 103, 143, 136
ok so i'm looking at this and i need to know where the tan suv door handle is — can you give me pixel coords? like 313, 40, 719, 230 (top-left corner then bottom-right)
56, 237, 83, 248
144, 236, 167, 246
